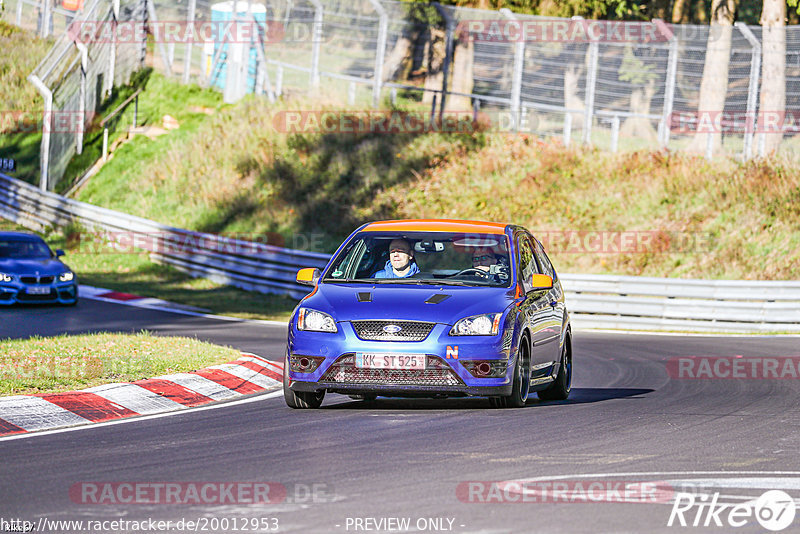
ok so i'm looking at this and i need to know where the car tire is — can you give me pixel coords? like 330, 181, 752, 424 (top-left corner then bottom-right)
283, 357, 325, 409
538, 333, 572, 401
490, 335, 530, 409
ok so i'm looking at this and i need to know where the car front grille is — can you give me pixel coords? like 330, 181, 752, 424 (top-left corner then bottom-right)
17, 290, 55, 302
20, 276, 55, 284
351, 320, 435, 341
320, 355, 463, 386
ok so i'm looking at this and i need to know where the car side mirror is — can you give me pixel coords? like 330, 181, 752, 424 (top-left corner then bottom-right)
55, 249, 65, 257
530, 274, 553, 291
296, 267, 321, 286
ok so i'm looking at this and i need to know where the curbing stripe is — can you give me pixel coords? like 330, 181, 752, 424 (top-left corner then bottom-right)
0, 396, 90, 431
191, 369, 265, 395
40, 392, 138, 422
236, 360, 283, 382
83, 383, 186, 415
0, 354, 284, 436
208, 363, 282, 389
133, 378, 215, 407
154, 373, 243, 401
0, 418, 26, 435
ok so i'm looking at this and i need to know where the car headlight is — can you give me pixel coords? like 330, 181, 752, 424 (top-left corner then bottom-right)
297, 308, 337, 333
450, 313, 502, 336
59, 271, 74, 282
0, 273, 12, 283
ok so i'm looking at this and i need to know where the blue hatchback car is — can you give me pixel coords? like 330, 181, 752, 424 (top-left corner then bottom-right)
284, 220, 572, 409
0, 232, 78, 305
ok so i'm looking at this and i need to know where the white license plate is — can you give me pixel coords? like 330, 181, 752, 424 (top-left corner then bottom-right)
26, 286, 50, 295
355, 353, 426, 370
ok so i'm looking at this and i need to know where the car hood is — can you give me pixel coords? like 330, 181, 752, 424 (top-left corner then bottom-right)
304, 282, 517, 324
0, 258, 69, 276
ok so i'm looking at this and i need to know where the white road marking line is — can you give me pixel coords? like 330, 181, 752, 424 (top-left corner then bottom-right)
0, 390, 285, 442
0, 396, 90, 431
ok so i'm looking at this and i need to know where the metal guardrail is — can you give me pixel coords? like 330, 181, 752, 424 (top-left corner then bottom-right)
0, 173, 329, 299
1, 172, 799, 332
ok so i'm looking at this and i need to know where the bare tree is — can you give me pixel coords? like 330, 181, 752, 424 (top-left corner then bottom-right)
690, 0, 737, 153
760, 0, 786, 154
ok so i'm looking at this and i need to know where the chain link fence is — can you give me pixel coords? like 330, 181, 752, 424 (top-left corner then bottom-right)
8, 0, 800, 190
170, 0, 800, 161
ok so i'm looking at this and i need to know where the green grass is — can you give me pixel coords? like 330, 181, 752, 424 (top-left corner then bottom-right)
0, 332, 241, 395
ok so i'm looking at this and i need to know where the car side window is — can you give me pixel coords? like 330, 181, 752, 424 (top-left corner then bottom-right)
517, 235, 536, 292
534, 239, 556, 281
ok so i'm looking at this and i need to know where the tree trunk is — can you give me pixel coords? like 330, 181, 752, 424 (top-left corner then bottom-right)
423, 28, 445, 104
760, 0, 786, 154
672, 0, 690, 23
690, 0, 737, 153
382, 34, 416, 83
564, 64, 585, 130
692, 0, 708, 24
447, 34, 473, 111
621, 79, 658, 142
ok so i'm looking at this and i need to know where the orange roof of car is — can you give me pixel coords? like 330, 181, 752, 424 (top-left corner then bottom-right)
362, 219, 508, 235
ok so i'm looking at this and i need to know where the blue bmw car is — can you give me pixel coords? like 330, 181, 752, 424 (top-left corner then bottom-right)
284, 219, 571, 409
0, 232, 78, 305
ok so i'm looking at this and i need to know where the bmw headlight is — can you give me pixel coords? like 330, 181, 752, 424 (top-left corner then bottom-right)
0, 273, 12, 283
450, 313, 502, 336
59, 271, 74, 282
297, 308, 337, 333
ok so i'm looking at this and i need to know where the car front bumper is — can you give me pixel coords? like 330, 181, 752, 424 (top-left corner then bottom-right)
0, 282, 78, 305
286, 320, 515, 398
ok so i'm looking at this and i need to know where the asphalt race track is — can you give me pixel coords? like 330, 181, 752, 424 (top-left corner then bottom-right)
2, 300, 800, 533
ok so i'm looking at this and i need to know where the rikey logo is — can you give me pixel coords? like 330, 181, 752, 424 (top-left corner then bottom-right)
446, 346, 459, 359
383, 325, 402, 334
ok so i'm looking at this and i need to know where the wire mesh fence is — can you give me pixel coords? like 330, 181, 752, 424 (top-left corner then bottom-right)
10, 0, 800, 191
167, 0, 800, 161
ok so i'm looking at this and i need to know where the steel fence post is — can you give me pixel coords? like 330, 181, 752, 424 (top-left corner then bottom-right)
367, 0, 388, 109
610, 116, 620, 152
28, 74, 52, 191
735, 22, 761, 161
308, 0, 323, 89
563, 113, 572, 147
183, 0, 197, 84
655, 19, 677, 148
16, 0, 22, 26
501, 8, 524, 132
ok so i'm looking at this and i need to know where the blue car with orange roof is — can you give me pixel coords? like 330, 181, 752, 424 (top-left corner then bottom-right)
284, 219, 571, 408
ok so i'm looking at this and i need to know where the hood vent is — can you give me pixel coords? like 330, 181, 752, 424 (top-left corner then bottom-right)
357, 292, 372, 302
425, 293, 451, 304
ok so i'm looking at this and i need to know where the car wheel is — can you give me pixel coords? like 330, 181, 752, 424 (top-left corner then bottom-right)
283, 356, 325, 409
538, 334, 572, 401
490, 335, 530, 409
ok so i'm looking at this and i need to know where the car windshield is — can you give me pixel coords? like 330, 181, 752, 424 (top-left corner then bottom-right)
324, 231, 512, 287
0, 238, 53, 259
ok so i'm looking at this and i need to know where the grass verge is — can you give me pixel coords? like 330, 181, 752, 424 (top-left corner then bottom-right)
0, 331, 241, 396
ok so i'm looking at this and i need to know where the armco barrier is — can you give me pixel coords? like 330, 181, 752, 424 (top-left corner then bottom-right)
1, 172, 799, 332
0, 173, 329, 299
